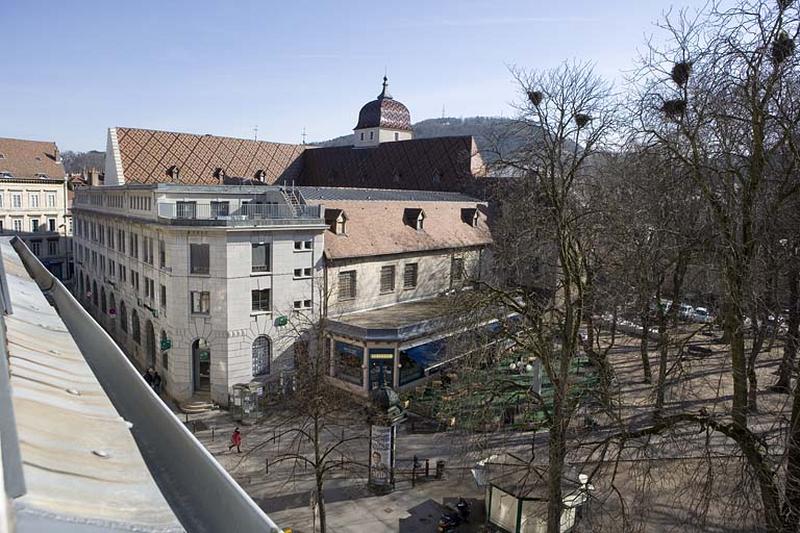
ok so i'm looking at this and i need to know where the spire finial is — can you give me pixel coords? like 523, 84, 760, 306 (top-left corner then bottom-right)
378, 74, 392, 99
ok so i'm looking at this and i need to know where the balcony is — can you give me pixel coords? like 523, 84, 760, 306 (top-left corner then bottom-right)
157, 202, 322, 226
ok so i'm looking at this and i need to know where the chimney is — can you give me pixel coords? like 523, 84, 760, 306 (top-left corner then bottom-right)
88, 168, 102, 187
54, 144, 61, 162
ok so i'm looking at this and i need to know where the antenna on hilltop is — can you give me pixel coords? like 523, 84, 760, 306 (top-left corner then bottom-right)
301, 127, 307, 145
442, 105, 446, 119
253, 125, 259, 141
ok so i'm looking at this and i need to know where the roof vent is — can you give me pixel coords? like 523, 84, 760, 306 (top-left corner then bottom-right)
255, 170, 267, 182
403, 208, 425, 230
213, 167, 225, 183
0, 153, 5, 160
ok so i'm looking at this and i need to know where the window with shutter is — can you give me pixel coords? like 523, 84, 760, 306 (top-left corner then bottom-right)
338, 271, 356, 300
403, 263, 418, 289
190, 244, 210, 274
380, 266, 395, 293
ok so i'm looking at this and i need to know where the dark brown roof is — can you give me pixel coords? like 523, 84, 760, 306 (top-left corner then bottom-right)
355, 99, 411, 131
110, 128, 486, 196
299, 136, 484, 193
113, 127, 306, 185
310, 199, 492, 260
0, 137, 65, 180
354, 77, 412, 131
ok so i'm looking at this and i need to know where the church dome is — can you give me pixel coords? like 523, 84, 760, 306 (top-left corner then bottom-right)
354, 77, 412, 131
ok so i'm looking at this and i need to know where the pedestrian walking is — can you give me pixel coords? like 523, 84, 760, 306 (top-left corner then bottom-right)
152, 370, 162, 394
143, 367, 154, 387
228, 427, 242, 453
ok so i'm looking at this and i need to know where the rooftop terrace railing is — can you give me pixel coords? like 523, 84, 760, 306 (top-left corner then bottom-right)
156, 202, 322, 225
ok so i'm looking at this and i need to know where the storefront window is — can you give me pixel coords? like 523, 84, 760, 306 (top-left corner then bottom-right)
399, 339, 446, 386
334, 341, 363, 386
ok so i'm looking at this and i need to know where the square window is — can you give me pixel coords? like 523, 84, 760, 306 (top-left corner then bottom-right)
303, 299, 311, 308
251, 289, 271, 312
294, 241, 303, 250
294, 268, 303, 278
191, 291, 210, 314
304, 267, 312, 277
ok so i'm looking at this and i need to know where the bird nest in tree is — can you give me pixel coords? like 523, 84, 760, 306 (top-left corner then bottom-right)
574, 113, 592, 128
773, 32, 795, 64
671, 61, 692, 87
662, 99, 687, 119
527, 90, 543, 107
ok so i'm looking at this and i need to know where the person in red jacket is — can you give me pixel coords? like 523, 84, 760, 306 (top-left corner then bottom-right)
228, 427, 242, 453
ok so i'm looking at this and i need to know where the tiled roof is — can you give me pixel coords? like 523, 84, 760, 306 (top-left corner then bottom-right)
299, 136, 483, 193
297, 186, 479, 202
0, 137, 65, 180
308, 199, 492, 260
355, 98, 412, 131
112, 127, 306, 185
109, 128, 485, 195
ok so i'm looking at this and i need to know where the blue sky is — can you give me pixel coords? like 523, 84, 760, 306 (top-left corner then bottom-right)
2, 0, 710, 151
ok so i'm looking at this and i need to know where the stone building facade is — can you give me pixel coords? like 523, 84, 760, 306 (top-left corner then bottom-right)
72, 184, 326, 404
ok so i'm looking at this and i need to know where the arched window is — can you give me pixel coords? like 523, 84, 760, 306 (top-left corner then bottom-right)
160, 330, 169, 370
132, 310, 141, 344
120, 301, 128, 333
252, 336, 270, 376
92, 280, 98, 306
109, 292, 116, 315
100, 287, 107, 313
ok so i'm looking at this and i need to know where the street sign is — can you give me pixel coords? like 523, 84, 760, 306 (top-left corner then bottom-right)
160, 338, 172, 350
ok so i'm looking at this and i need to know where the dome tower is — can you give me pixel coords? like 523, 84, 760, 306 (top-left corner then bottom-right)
353, 76, 413, 147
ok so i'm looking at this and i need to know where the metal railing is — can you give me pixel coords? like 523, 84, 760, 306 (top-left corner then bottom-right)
158, 202, 320, 223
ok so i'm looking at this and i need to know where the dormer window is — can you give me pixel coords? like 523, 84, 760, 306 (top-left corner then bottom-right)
167, 165, 180, 181
403, 208, 425, 231
461, 207, 480, 228
325, 208, 347, 235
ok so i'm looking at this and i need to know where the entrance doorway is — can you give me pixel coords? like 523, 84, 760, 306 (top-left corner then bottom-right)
145, 321, 156, 369
192, 338, 211, 392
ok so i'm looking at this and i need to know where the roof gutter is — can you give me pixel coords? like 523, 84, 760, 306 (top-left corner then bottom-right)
9, 237, 281, 533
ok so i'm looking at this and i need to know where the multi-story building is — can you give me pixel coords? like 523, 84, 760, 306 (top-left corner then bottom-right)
299, 187, 494, 395
0, 137, 71, 278
72, 184, 327, 404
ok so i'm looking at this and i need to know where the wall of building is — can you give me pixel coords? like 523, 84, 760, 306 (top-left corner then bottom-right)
353, 127, 413, 148
326, 246, 487, 317
72, 190, 326, 405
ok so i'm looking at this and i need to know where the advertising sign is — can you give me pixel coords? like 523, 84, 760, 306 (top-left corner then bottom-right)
369, 425, 393, 486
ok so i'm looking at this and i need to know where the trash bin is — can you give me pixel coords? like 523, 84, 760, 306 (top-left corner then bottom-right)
436, 460, 446, 479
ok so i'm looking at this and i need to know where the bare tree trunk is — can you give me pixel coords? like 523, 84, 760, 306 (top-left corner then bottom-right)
782, 372, 800, 531
724, 260, 750, 429
775, 265, 799, 393
546, 396, 567, 533
314, 414, 327, 533
640, 311, 653, 384
655, 259, 686, 419
747, 324, 766, 413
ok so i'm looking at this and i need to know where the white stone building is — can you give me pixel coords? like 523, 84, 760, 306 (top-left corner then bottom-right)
0, 137, 71, 278
72, 184, 327, 404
